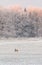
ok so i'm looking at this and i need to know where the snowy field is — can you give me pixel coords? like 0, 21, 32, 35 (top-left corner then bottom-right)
0, 38, 42, 65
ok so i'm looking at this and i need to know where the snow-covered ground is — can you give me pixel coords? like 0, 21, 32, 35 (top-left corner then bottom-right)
0, 38, 42, 65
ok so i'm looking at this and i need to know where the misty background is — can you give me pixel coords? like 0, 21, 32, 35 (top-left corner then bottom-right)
0, 0, 42, 8
0, 0, 42, 38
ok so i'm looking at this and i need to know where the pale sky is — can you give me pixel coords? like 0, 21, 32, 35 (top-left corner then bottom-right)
0, 0, 42, 8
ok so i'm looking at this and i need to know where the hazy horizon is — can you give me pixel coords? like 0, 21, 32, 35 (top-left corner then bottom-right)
0, 0, 42, 8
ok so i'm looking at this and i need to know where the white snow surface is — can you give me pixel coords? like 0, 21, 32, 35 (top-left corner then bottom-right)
0, 38, 42, 65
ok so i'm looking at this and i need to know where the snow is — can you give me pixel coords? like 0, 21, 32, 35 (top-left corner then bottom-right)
0, 39, 42, 65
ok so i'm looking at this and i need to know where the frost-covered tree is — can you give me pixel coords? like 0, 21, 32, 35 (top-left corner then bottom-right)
0, 8, 42, 38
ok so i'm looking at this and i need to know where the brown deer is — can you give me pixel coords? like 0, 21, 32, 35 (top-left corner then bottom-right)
14, 48, 19, 52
